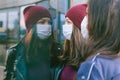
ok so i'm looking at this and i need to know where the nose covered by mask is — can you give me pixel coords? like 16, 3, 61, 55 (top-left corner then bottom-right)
81, 16, 89, 39
62, 24, 72, 40
36, 24, 52, 39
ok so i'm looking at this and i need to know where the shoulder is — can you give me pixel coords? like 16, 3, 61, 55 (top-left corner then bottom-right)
5, 44, 18, 62
95, 55, 120, 79
93, 55, 120, 72
77, 54, 120, 80
8, 41, 25, 51
6, 41, 24, 59
7, 44, 17, 53
7, 42, 20, 54
7, 44, 18, 56
80, 54, 120, 70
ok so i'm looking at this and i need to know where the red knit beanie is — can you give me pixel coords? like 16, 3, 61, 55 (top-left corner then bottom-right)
24, 5, 51, 32
65, 4, 87, 29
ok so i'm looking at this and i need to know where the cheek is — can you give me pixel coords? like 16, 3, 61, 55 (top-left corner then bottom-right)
87, 24, 88, 30
86, 24, 89, 32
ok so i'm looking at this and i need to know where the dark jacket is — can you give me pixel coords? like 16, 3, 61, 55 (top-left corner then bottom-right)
77, 53, 120, 80
4, 41, 51, 80
50, 63, 64, 80
4, 41, 63, 80
50, 41, 64, 80
4, 42, 28, 80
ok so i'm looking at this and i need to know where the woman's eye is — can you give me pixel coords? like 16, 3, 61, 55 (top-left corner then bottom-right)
67, 21, 72, 24
38, 21, 45, 24
37, 19, 51, 24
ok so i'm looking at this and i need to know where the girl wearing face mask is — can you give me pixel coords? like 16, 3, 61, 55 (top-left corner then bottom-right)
4, 5, 60, 80
50, 4, 87, 80
77, 0, 120, 80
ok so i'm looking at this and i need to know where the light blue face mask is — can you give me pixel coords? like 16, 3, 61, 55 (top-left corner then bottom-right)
36, 24, 52, 39
62, 24, 72, 40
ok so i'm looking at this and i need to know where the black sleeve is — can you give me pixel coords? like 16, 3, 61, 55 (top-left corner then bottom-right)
4, 48, 16, 80
51, 41, 63, 57
50, 41, 63, 66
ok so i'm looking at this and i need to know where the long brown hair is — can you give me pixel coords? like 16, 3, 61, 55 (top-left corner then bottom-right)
60, 25, 85, 69
84, 0, 120, 59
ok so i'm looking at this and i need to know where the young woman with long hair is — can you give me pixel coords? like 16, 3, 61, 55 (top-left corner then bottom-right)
77, 0, 120, 79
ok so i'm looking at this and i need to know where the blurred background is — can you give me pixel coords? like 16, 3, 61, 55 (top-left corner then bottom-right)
0, 0, 87, 79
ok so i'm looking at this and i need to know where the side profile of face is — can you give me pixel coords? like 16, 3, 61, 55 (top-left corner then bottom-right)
35, 17, 52, 39
62, 17, 73, 40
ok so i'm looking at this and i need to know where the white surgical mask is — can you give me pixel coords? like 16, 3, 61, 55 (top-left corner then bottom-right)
62, 24, 72, 40
81, 16, 89, 39
36, 24, 51, 39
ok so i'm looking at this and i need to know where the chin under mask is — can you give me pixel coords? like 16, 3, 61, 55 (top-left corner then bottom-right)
62, 24, 72, 40
36, 24, 52, 39
81, 16, 89, 39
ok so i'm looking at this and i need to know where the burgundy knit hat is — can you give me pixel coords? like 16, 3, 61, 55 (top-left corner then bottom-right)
65, 4, 87, 29
24, 5, 51, 32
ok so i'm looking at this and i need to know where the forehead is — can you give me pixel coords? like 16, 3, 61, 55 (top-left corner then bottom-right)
37, 17, 50, 21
